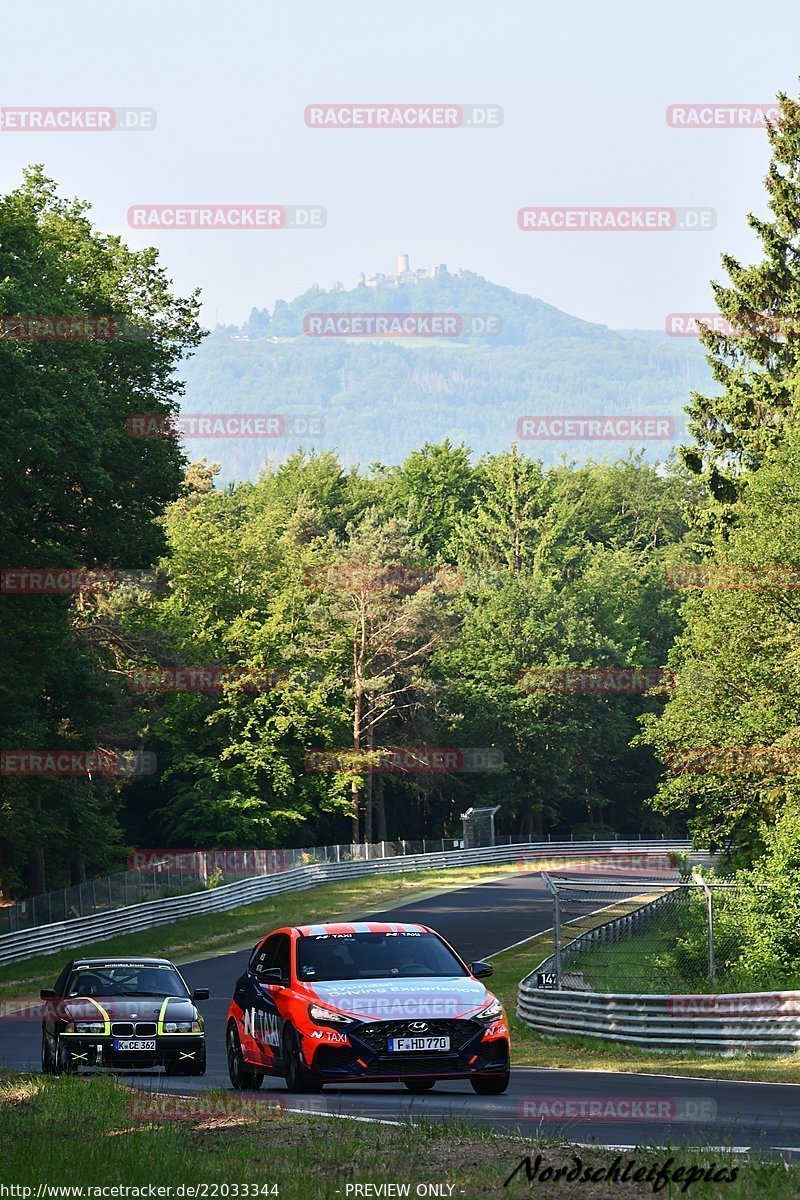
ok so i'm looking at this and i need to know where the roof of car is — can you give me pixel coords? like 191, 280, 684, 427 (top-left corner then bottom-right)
295, 921, 431, 936
70, 957, 175, 966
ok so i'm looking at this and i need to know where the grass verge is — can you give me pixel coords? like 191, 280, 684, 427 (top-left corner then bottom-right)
2, 1072, 796, 1199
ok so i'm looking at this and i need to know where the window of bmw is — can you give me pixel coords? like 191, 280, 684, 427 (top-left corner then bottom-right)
65, 964, 190, 998
297, 932, 469, 981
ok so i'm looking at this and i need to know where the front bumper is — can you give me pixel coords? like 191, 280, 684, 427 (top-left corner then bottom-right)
58, 1034, 204, 1070
301, 1018, 510, 1081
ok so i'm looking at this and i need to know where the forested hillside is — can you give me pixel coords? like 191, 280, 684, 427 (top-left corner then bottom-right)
181, 273, 712, 479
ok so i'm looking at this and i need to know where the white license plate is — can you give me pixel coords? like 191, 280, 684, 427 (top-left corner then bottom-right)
113, 1039, 156, 1051
388, 1036, 450, 1052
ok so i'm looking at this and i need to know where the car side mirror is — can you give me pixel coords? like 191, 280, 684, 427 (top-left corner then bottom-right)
260, 968, 285, 986
191, 988, 210, 1002
471, 961, 493, 979
40, 988, 58, 1000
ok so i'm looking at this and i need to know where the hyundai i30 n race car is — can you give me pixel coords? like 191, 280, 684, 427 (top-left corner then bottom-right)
40, 957, 208, 1076
226, 922, 510, 1093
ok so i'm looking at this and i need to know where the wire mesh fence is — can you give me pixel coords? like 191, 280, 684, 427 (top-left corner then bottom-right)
0, 839, 455, 934
542, 875, 748, 994
0, 832, 685, 936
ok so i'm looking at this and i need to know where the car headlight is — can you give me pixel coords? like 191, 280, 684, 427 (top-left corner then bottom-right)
473, 997, 503, 1022
73, 1021, 105, 1034
308, 1003, 356, 1026
164, 1021, 198, 1033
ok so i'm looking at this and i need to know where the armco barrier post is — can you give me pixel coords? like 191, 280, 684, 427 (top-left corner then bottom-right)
704, 879, 716, 984
693, 869, 716, 984
543, 873, 561, 989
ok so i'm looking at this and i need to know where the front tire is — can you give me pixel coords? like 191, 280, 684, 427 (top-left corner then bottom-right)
51, 1034, 77, 1077
470, 1072, 510, 1095
227, 1023, 263, 1090
282, 1026, 322, 1094
41, 1030, 55, 1076
403, 1078, 436, 1093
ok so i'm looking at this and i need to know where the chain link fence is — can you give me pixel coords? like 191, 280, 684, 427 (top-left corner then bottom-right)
0, 833, 687, 936
542, 875, 748, 994
0, 839, 456, 935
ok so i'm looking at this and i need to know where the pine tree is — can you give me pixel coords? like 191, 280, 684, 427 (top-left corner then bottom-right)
682, 90, 800, 529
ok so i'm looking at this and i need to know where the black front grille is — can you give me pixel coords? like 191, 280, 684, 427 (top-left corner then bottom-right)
111, 1022, 134, 1036
365, 1054, 465, 1076
354, 1019, 480, 1055
135, 1022, 157, 1036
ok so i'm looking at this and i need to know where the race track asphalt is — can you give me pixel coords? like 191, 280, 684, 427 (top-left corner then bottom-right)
2, 872, 799, 1159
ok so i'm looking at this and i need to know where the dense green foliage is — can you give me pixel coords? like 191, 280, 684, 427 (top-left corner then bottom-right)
643, 92, 800, 979
681, 93, 800, 526
104, 445, 692, 861
0, 169, 202, 895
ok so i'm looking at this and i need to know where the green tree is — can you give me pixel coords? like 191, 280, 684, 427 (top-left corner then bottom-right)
305, 511, 453, 842
681, 91, 800, 525
382, 440, 476, 559
0, 168, 202, 895
642, 418, 800, 861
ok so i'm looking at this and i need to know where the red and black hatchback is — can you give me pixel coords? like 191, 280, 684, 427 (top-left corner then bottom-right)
226, 920, 510, 1093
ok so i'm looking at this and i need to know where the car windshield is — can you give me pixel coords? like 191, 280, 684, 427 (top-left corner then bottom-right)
65, 963, 190, 998
297, 932, 469, 981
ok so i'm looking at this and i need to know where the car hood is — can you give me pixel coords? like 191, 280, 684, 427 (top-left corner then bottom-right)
59, 995, 196, 1022
302, 975, 492, 1021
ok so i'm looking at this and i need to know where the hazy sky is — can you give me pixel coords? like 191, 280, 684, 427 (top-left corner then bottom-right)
3, 0, 798, 330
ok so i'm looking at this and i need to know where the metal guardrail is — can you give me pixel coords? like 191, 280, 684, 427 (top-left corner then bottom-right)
1, 839, 467, 934
0, 839, 692, 966
517, 986, 800, 1053
1, 832, 677, 935
517, 884, 800, 1054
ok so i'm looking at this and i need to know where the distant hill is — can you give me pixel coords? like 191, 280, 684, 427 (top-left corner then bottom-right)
177, 270, 712, 480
